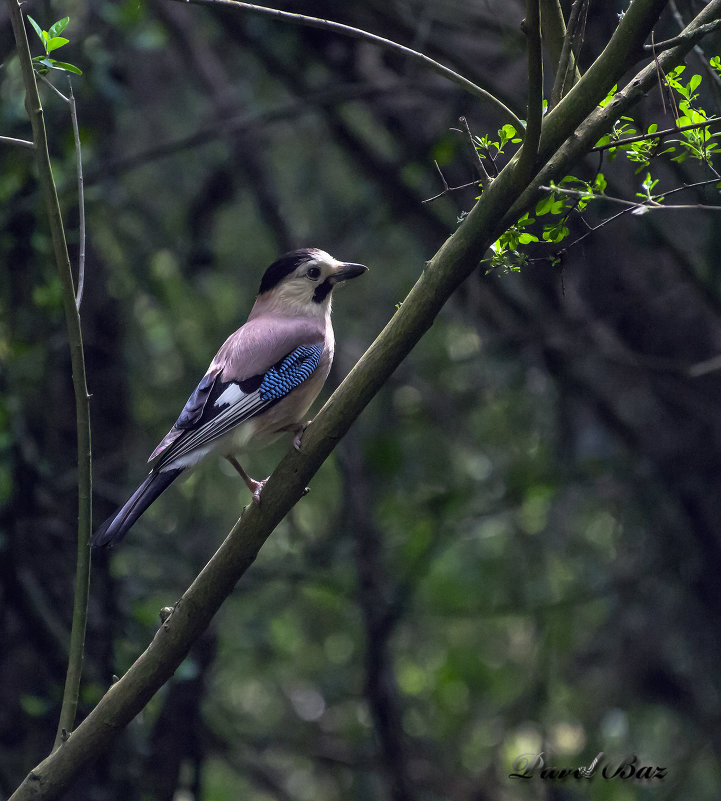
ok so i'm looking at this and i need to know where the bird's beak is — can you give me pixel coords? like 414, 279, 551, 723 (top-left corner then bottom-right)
330, 262, 368, 284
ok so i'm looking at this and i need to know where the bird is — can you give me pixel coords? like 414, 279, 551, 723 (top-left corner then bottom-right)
92, 247, 368, 548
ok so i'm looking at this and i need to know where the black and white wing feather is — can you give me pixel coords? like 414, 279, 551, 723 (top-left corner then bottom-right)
151, 343, 324, 470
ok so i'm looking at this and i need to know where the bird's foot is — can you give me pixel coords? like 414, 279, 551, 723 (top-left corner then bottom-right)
292, 420, 313, 451
250, 476, 269, 505
226, 456, 267, 504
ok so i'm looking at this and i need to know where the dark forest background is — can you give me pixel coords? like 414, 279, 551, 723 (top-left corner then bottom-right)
2, 0, 721, 799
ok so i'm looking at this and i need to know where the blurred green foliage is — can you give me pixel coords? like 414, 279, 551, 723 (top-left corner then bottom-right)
2, 1, 721, 800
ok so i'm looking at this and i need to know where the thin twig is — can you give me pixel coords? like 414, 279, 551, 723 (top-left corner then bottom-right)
592, 116, 721, 151
38, 72, 69, 102
537, 180, 721, 257
654, 177, 721, 197
549, 0, 586, 108
539, 183, 721, 211
643, 17, 721, 52
422, 160, 451, 204
67, 77, 86, 309
166, 0, 524, 129
459, 115, 492, 186
34, 73, 87, 307
652, 32, 683, 124
422, 166, 480, 204
669, 0, 721, 91
652, 32, 670, 116
0, 134, 35, 148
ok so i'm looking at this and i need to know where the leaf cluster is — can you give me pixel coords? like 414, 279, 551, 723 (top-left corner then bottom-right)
27, 16, 82, 75
474, 123, 523, 173
664, 66, 720, 163
485, 60, 721, 272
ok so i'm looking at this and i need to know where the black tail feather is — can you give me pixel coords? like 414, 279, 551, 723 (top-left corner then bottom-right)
92, 468, 183, 548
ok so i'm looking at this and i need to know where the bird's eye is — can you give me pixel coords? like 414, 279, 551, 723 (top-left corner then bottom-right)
306, 266, 321, 280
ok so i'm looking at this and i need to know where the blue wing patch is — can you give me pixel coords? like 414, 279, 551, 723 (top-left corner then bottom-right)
259, 344, 323, 402
151, 343, 323, 469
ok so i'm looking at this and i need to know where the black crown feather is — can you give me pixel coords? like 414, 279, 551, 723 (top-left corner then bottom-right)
258, 248, 322, 294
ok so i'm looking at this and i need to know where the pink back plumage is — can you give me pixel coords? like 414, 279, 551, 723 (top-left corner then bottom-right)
211, 314, 326, 382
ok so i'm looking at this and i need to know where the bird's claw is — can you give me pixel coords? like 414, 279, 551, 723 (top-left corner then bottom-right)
293, 420, 312, 452
251, 477, 269, 505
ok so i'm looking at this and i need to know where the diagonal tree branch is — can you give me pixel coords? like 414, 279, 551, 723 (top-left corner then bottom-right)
644, 17, 721, 52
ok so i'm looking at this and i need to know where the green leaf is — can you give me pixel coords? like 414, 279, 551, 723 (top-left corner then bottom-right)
518, 232, 539, 244
27, 15, 44, 42
542, 224, 569, 244
48, 17, 70, 38
535, 196, 554, 215
47, 59, 83, 75
688, 74, 702, 94
516, 213, 535, 229
598, 84, 618, 108
45, 36, 69, 53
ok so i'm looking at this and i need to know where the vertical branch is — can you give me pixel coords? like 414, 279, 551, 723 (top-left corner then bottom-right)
68, 78, 86, 309
549, 0, 587, 109
541, 0, 582, 100
541, 0, 581, 91
6, 0, 92, 751
540, 0, 571, 67
517, 0, 544, 181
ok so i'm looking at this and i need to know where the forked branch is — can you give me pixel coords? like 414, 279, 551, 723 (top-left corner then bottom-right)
6, 0, 92, 756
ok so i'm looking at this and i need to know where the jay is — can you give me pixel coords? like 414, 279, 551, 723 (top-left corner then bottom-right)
93, 248, 367, 547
